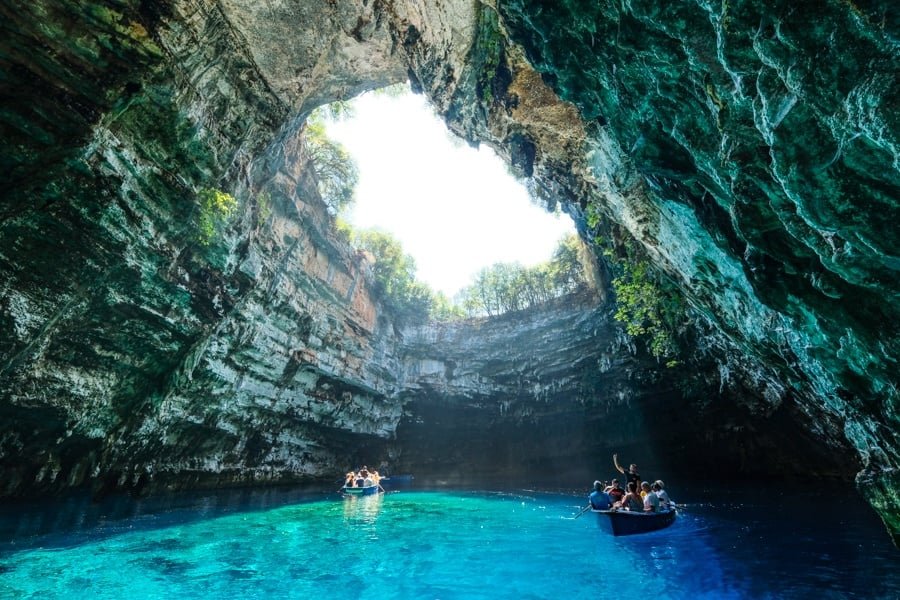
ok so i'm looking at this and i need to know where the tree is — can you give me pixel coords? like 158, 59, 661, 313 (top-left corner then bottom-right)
431, 291, 466, 321
353, 229, 434, 324
304, 113, 358, 215
549, 233, 584, 293
196, 187, 237, 245
453, 234, 589, 318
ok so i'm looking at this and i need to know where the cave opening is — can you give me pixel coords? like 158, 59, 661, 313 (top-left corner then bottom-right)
314, 84, 576, 308
0, 0, 896, 556
291, 84, 862, 489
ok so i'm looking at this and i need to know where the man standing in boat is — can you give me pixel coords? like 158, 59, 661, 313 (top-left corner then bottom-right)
612, 454, 641, 492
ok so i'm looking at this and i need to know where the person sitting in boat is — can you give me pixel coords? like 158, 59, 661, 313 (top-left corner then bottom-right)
641, 482, 660, 513
612, 453, 641, 492
355, 466, 369, 487
345, 471, 357, 487
605, 479, 625, 505
652, 480, 671, 510
618, 481, 644, 512
369, 469, 382, 486
360, 469, 374, 487
589, 480, 612, 510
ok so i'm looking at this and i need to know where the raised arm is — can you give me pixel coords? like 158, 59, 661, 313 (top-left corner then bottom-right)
612, 453, 625, 474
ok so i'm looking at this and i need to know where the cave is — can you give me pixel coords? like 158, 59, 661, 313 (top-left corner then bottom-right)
0, 0, 897, 551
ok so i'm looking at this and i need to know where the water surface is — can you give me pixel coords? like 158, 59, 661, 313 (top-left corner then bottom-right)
1, 484, 897, 599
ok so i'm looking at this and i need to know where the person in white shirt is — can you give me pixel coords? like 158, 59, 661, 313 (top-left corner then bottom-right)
641, 481, 660, 512
360, 469, 375, 487
652, 480, 672, 510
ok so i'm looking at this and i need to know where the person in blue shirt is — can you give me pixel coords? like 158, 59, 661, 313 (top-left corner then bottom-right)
589, 480, 611, 510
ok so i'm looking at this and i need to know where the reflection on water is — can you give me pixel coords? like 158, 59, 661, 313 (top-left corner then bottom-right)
0, 485, 334, 556
342, 493, 384, 532
602, 488, 900, 600
605, 509, 747, 599
0, 485, 897, 599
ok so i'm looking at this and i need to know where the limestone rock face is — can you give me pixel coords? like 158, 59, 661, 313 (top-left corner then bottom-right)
394, 295, 652, 480
489, 0, 899, 538
393, 293, 860, 484
0, 1, 897, 542
0, 0, 408, 495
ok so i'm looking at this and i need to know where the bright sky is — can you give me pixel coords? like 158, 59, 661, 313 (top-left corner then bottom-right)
325, 87, 574, 298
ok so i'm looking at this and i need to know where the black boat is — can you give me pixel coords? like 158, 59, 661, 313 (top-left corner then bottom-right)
593, 508, 677, 536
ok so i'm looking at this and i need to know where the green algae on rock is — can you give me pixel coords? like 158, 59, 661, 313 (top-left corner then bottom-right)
1, 0, 898, 545
498, 0, 899, 539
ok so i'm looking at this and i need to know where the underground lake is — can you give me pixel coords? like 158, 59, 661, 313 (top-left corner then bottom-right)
1, 1, 898, 597
2, 482, 898, 599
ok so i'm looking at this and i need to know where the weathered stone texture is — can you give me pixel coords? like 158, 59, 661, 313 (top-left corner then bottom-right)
0, 0, 897, 542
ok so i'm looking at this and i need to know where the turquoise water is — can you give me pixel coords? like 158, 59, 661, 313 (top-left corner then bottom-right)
1, 486, 898, 599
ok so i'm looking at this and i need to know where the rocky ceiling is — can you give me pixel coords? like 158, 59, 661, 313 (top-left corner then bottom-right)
0, 1, 896, 542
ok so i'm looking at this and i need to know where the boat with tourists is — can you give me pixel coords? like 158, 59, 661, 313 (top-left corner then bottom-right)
593, 507, 677, 536
341, 484, 381, 496
341, 465, 385, 496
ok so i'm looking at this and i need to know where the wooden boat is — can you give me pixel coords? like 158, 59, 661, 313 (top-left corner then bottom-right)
593, 507, 677, 536
341, 484, 381, 496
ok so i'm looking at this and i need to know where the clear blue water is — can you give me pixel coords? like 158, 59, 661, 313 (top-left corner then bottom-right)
1, 484, 897, 599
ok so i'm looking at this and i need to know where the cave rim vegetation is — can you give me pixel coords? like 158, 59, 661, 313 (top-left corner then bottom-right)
310, 84, 585, 324
0, 0, 897, 562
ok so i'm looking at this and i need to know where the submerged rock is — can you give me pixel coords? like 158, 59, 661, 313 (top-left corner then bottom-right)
0, 1, 897, 542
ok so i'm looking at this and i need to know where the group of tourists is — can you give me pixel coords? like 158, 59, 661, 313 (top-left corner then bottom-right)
344, 466, 382, 488
588, 453, 673, 513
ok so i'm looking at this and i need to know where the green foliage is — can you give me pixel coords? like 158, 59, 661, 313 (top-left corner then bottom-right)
583, 196, 684, 364
430, 291, 466, 322
312, 101, 355, 122
585, 200, 603, 230
454, 234, 589, 317
611, 258, 684, 363
372, 83, 409, 98
354, 229, 413, 296
338, 228, 591, 324
473, 5, 504, 106
584, 200, 615, 257
352, 229, 434, 324
196, 187, 237, 245
255, 192, 271, 227
334, 215, 354, 244
305, 110, 359, 215
549, 234, 584, 291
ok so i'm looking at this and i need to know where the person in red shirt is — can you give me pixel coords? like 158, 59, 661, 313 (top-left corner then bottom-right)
605, 479, 625, 505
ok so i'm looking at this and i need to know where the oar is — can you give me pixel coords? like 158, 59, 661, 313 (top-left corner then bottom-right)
573, 504, 592, 519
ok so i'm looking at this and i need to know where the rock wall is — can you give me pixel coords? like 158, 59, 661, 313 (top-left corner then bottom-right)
0, 0, 407, 495
0, 0, 897, 541
395, 293, 658, 481
392, 292, 860, 484
489, 0, 899, 538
